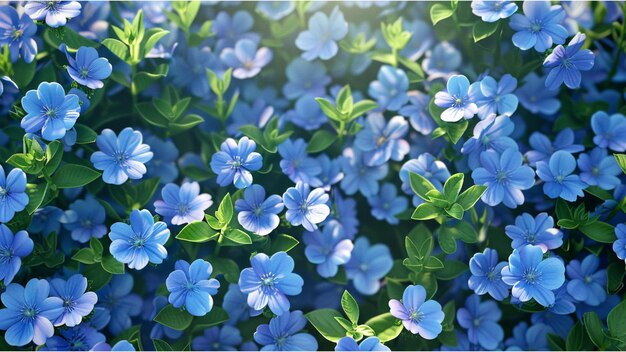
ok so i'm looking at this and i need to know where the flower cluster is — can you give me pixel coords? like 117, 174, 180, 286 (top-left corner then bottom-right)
0, 1, 625, 351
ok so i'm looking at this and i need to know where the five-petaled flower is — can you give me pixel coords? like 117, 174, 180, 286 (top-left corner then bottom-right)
166, 259, 221, 316
389, 285, 445, 339
210, 136, 263, 189
21, 82, 81, 141
434, 75, 478, 122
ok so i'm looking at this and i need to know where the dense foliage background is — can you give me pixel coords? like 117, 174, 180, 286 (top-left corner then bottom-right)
0, 0, 626, 351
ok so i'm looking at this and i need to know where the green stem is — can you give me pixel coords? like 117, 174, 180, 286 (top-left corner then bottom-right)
213, 233, 224, 256
609, 15, 626, 78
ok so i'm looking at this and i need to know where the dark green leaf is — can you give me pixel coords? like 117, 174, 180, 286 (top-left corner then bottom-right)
101, 255, 125, 275
269, 234, 299, 254
153, 339, 173, 351
435, 260, 468, 280
579, 221, 615, 243
306, 130, 338, 153
52, 164, 101, 189
473, 21, 499, 42
305, 309, 347, 343
154, 304, 193, 331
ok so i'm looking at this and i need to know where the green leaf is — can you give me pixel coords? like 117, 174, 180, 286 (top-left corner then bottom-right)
11, 58, 37, 88
170, 114, 205, 134
583, 312, 606, 348
409, 172, 437, 200
83, 262, 112, 291
566, 321, 595, 351
444, 203, 464, 220
152, 339, 173, 352
316, 97, 340, 121
606, 262, 625, 294
306, 130, 338, 153
90, 237, 104, 258
457, 185, 487, 211
133, 67, 169, 94
350, 100, 378, 120
412, 203, 442, 220
438, 229, 457, 254
430, 3, 455, 25
614, 154, 626, 174
216, 193, 233, 228
102, 38, 129, 62
608, 300, 626, 339
341, 290, 359, 325
443, 173, 464, 203
176, 221, 218, 243
223, 228, 252, 245
473, 21, 499, 42
435, 260, 468, 280
557, 219, 578, 229
43, 27, 100, 51
72, 248, 97, 265
25, 183, 48, 214
364, 313, 402, 343
44, 141, 63, 176
547, 334, 566, 351
51, 164, 101, 189
424, 256, 444, 270
269, 234, 299, 254
442, 301, 456, 331
305, 309, 348, 343
209, 257, 239, 283
75, 124, 97, 144
154, 304, 194, 331
143, 28, 170, 56
193, 307, 230, 329
579, 221, 615, 243
101, 255, 125, 275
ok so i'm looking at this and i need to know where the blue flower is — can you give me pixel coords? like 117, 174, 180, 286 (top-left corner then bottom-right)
170, 46, 220, 98
212, 10, 259, 50
434, 75, 478, 122
469, 74, 519, 119
284, 95, 327, 131
0, 5, 37, 63
525, 129, 584, 167
335, 336, 390, 351
220, 39, 272, 79
256, 1, 295, 21
166, 259, 220, 317
0, 224, 33, 284
399, 91, 436, 135
389, 285, 444, 339
355, 114, 409, 167
544, 32, 595, 89
549, 284, 577, 315
283, 58, 331, 100
60, 196, 107, 243
210, 136, 262, 189
536, 150, 587, 201
235, 184, 283, 236
471, 148, 535, 208
566, 254, 607, 306
303, 220, 353, 278
471, 1, 518, 22
368, 65, 409, 111
49, 274, 97, 327
60, 44, 112, 89
509, 0, 568, 52
577, 147, 621, 190
339, 148, 388, 197
505, 212, 563, 253
222, 283, 262, 325
24, 1, 81, 28
345, 237, 393, 295
315, 154, 344, 191
29, 206, 63, 236
109, 209, 170, 270
614, 224, 626, 264
253, 310, 318, 351
44, 325, 105, 351
145, 136, 179, 184
516, 72, 561, 115
0, 165, 28, 223
501, 245, 565, 307
283, 182, 330, 232
461, 114, 518, 170
457, 295, 503, 350
422, 42, 462, 78
192, 326, 242, 351
238, 252, 304, 316
367, 183, 408, 225
66, 1, 110, 40
330, 192, 359, 239
591, 111, 626, 152
504, 321, 552, 350
278, 138, 322, 185
21, 82, 81, 141
150, 296, 183, 341
154, 182, 213, 226
295, 7, 347, 61
90, 128, 154, 185
468, 248, 510, 301
96, 274, 142, 335
0, 279, 64, 346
